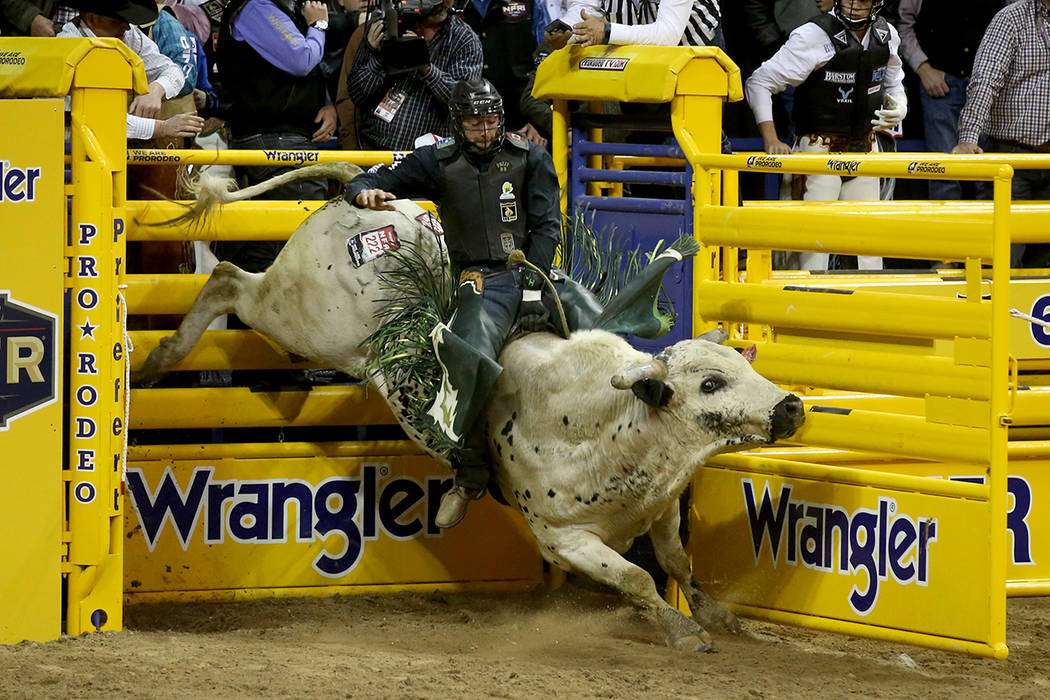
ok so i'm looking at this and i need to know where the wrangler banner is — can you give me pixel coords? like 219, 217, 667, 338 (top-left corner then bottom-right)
124, 453, 544, 599
687, 456, 1003, 657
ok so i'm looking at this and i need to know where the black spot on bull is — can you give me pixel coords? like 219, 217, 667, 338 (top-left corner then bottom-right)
696, 411, 725, 432
501, 420, 513, 436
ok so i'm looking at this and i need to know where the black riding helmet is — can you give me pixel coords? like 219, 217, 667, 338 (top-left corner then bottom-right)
833, 0, 884, 30
449, 79, 505, 158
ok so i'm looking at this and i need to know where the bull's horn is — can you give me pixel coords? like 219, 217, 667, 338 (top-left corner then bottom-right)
611, 358, 668, 389
697, 328, 729, 344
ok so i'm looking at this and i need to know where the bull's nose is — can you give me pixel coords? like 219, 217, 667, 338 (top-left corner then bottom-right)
771, 394, 805, 440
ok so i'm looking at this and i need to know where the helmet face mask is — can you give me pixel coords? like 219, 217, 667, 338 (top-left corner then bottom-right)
450, 79, 505, 158
833, 0, 883, 30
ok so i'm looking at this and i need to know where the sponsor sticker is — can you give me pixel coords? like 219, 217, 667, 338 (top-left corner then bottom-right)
346, 225, 400, 267
416, 211, 444, 235
500, 232, 516, 253
868, 84, 881, 95
262, 150, 319, 165
837, 86, 854, 103
823, 70, 855, 84
0, 50, 26, 66
906, 161, 947, 175
826, 159, 862, 174
579, 57, 630, 71
746, 155, 783, 169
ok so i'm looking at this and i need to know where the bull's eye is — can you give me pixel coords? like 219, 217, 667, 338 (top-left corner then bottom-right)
700, 376, 725, 394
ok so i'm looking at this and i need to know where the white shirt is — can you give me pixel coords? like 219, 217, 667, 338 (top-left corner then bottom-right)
745, 15, 906, 126
564, 0, 716, 46
58, 20, 186, 140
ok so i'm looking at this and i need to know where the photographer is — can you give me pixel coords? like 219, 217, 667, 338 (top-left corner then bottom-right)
346, 0, 483, 149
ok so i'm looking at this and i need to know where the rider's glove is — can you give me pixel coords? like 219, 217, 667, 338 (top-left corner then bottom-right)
871, 93, 907, 131
518, 289, 551, 332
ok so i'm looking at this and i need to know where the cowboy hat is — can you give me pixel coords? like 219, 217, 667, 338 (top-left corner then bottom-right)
68, 0, 159, 25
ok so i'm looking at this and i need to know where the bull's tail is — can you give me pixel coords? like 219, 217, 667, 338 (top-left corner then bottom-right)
167, 161, 364, 229
131, 262, 253, 386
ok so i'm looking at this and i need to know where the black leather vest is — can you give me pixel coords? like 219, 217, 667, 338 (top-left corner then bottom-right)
436, 135, 530, 267
915, 0, 1002, 79
218, 0, 327, 137
793, 14, 891, 139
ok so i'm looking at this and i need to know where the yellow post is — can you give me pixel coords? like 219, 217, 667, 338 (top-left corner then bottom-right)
65, 42, 136, 636
986, 166, 1014, 658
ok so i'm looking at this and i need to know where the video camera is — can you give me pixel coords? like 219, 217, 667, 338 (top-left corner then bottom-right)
375, 0, 445, 74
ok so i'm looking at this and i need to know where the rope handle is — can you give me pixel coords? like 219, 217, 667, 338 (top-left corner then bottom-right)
508, 249, 570, 339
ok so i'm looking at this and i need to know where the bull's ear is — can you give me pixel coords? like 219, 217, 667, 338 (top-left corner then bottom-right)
632, 378, 674, 408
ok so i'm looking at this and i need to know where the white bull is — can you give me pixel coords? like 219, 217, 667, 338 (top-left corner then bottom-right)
134, 171, 804, 651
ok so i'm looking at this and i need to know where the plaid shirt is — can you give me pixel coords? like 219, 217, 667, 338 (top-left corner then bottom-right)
958, 0, 1050, 146
347, 16, 483, 150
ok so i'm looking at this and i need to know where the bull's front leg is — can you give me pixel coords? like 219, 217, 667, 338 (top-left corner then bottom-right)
649, 498, 741, 633
543, 529, 714, 652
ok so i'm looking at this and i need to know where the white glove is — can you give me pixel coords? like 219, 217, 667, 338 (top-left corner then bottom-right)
871, 93, 907, 131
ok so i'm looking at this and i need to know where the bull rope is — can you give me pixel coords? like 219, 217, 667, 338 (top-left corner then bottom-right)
1011, 308, 1050, 330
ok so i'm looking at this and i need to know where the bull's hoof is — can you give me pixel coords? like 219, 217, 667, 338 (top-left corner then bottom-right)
670, 634, 715, 653
708, 607, 742, 635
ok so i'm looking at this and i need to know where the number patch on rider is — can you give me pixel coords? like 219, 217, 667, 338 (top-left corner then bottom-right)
347, 225, 400, 267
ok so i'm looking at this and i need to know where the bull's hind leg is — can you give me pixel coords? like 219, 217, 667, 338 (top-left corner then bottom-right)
649, 499, 741, 633
545, 529, 714, 652
131, 261, 257, 386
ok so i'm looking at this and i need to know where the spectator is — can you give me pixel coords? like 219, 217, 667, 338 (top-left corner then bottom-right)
346, 0, 483, 150
57, 0, 204, 143
567, 0, 721, 48
217, 0, 335, 272
143, 3, 198, 101
459, 0, 537, 133
0, 0, 76, 36
320, 0, 361, 107
745, 0, 834, 61
745, 0, 906, 271
953, 0, 1050, 268
898, 0, 1004, 201
345, 79, 561, 528
334, 0, 370, 149
132, 3, 202, 203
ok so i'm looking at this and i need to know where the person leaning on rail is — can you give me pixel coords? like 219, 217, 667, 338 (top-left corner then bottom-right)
744, 0, 907, 272
57, 0, 205, 142
952, 0, 1050, 269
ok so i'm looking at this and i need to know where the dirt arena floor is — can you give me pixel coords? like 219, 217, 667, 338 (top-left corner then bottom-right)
4, 582, 1050, 698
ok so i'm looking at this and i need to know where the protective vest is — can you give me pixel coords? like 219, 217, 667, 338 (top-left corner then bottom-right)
218, 0, 326, 137
436, 134, 530, 267
915, 0, 1002, 79
793, 14, 891, 139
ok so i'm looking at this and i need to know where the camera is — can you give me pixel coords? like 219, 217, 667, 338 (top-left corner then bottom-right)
376, 0, 445, 74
